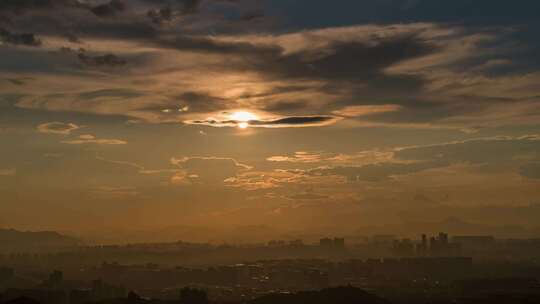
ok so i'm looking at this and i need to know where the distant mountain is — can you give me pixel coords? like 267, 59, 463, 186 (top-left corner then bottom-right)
0, 229, 81, 253
80, 224, 286, 245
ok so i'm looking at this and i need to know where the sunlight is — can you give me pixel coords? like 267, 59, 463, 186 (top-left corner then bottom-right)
238, 122, 249, 129
230, 111, 258, 122
230, 111, 258, 129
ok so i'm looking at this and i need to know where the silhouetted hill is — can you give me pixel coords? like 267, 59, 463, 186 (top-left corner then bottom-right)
249, 286, 390, 304
0, 229, 81, 253
3, 297, 41, 304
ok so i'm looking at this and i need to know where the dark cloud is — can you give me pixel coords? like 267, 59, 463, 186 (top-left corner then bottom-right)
78, 53, 127, 67
0, 0, 537, 131
157, 34, 279, 55
144, 0, 201, 23
158, 34, 434, 83
0, 0, 77, 13
0, 28, 41, 46
239, 10, 264, 21
156, 33, 433, 115
265, 0, 540, 30
263, 101, 309, 113
186, 115, 338, 128
90, 0, 126, 18
143, 0, 201, 12
152, 33, 434, 122
179, 0, 201, 14
175, 92, 229, 113
270, 36, 434, 82
147, 7, 174, 24
250, 116, 336, 126
75, 21, 159, 41
136, 91, 231, 117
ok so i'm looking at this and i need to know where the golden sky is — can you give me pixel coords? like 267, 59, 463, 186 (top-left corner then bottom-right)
1, 0, 540, 242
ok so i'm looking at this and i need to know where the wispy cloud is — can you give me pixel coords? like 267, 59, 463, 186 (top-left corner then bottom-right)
61, 134, 127, 145
37, 122, 80, 135
332, 105, 402, 117
171, 156, 253, 184
95, 155, 179, 175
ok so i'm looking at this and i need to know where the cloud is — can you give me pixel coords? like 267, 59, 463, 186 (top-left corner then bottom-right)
78, 53, 127, 67
61, 134, 127, 145
332, 105, 403, 117
95, 155, 179, 175
294, 134, 540, 182
0, 0, 77, 12
6, 22, 517, 130
37, 122, 80, 135
1, 8, 539, 132
286, 192, 329, 200
394, 134, 540, 164
0, 28, 41, 46
153, 30, 435, 99
224, 170, 296, 191
267, 150, 394, 166
225, 168, 348, 191
171, 156, 252, 169
309, 161, 448, 182
185, 115, 340, 128
91, 186, 138, 197
261, 135, 540, 186
145, 0, 202, 24
267, 152, 325, 163
0, 168, 16, 176
240, 9, 265, 22
90, 0, 126, 18
147, 7, 174, 24
171, 156, 252, 183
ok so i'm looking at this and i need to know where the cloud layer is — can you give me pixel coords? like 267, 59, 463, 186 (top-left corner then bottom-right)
2, 0, 540, 237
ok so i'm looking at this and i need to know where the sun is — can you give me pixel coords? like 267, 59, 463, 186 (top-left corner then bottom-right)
238, 122, 249, 129
229, 111, 258, 129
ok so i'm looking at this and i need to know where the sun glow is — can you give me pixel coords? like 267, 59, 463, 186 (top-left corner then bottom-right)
230, 111, 258, 129
230, 111, 258, 122
238, 122, 249, 129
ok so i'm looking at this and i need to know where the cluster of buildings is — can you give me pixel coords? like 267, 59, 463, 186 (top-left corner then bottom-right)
0, 271, 125, 304
391, 233, 493, 257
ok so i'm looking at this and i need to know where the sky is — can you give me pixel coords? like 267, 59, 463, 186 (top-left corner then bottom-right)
1, 0, 540, 242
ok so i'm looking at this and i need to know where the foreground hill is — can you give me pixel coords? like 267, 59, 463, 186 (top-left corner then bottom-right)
250, 286, 390, 304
